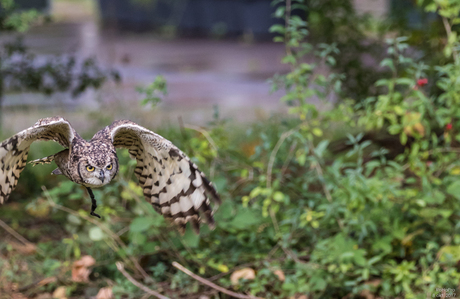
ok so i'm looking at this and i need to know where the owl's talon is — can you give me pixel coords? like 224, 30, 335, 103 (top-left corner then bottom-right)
90, 211, 101, 218
86, 187, 101, 219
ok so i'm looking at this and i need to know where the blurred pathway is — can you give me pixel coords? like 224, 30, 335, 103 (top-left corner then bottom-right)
2, 0, 292, 132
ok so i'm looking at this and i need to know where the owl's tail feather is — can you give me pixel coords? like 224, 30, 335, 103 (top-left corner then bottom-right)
29, 154, 56, 166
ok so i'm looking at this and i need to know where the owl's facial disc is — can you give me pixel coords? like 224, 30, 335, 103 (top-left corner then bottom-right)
81, 159, 117, 188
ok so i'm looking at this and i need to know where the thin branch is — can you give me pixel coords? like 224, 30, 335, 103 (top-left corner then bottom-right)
309, 147, 344, 230
0, 219, 44, 255
427, 147, 460, 155
285, 0, 293, 60
184, 124, 218, 153
18, 276, 57, 292
267, 128, 298, 189
281, 247, 307, 265
280, 140, 298, 178
442, 16, 459, 63
116, 226, 130, 236
269, 208, 280, 235
172, 262, 265, 299
116, 262, 170, 299
184, 123, 219, 178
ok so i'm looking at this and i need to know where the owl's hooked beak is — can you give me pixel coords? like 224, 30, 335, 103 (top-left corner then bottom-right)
98, 170, 105, 183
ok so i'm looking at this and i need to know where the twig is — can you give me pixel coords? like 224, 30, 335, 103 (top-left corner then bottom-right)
116, 262, 169, 299
177, 116, 187, 139
284, 0, 293, 60
0, 219, 33, 247
172, 262, 265, 299
280, 141, 298, 178
308, 145, 344, 230
116, 226, 130, 236
184, 124, 218, 153
184, 123, 219, 178
0, 219, 44, 254
269, 208, 280, 235
267, 128, 298, 189
442, 16, 458, 63
281, 247, 307, 265
18, 276, 57, 292
427, 147, 460, 155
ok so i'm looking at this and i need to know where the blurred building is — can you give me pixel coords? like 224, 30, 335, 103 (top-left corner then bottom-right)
98, 0, 282, 40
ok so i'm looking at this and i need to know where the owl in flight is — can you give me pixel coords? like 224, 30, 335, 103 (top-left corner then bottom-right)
0, 116, 220, 233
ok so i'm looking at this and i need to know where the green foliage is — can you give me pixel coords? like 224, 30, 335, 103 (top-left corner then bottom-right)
0, 0, 39, 32
137, 75, 167, 108
4, 0, 460, 298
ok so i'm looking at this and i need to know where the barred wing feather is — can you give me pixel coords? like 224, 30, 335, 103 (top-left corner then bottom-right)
108, 120, 220, 233
0, 117, 76, 203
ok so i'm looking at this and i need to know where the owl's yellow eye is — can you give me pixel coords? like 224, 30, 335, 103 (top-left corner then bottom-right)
86, 165, 95, 172
106, 164, 113, 170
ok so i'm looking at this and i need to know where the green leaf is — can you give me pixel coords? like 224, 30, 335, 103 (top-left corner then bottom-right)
380, 58, 395, 72
130, 217, 155, 233
447, 181, 460, 200
273, 191, 284, 202
269, 24, 285, 34
395, 78, 414, 86
89, 227, 104, 241
183, 228, 200, 248
228, 208, 263, 229
282, 55, 297, 65
314, 140, 330, 157
439, 245, 460, 262
131, 232, 146, 245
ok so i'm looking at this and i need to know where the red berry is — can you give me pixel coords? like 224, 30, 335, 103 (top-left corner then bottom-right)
446, 123, 453, 130
417, 78, 428, 86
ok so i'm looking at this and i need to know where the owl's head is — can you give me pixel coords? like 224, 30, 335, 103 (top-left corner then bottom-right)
78, 146, 118, 187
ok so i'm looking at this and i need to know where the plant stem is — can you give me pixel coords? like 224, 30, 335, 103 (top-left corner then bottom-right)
116, 262, 170, 299
442, 16, 459, 64
172, 262, 265, 299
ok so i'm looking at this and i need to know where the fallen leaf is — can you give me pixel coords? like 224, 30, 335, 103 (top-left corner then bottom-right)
96, 287, 113, 299
230, 268, 255, 285
71, 255, 96, 282
52, 286, 67, 299
273, 269, 285, 281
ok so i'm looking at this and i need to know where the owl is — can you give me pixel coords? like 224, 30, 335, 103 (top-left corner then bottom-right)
0, 116, 220, 233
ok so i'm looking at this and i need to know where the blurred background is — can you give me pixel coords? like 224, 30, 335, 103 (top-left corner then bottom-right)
3, 0, 460, 298
2, 0, 294, 134
1, 0, 397, 134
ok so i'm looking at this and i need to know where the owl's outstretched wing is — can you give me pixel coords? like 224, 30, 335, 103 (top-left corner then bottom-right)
107, 120, 220, 233
0, 116, 77, 203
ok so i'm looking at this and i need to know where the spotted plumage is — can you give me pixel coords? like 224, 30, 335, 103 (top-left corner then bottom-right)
0, 117, 220, 233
